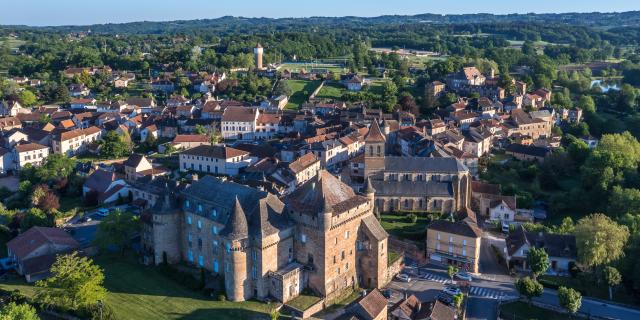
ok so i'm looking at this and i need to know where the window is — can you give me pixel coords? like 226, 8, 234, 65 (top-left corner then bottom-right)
225, 243, 231, 253
187, 249, 194, 262
197, 220, 202, 229
448, 245, 453, 253
198, 255, 204, 266
212, 240, 219, 252
449, 236, 453, 243
211, 208, 218, 218
186, 215, 192, 225
344, 231, 350, 239
463, 239, 467, 246
437, 233, 441, 240
212, 226, 218, 235
301, 234, 307, 243
225, 262, 230, 273
213, 260, 219, 272
185, 200, 190, 208
341, 250, 345, 260
462, 248, 467, 256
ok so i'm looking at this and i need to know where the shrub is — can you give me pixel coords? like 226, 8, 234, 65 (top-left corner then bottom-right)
218, 293, 226, 301
408, 213, 418, 223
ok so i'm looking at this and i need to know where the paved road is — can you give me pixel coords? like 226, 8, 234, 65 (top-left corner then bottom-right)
466, 297, 498, 320
534, 289, 640, 320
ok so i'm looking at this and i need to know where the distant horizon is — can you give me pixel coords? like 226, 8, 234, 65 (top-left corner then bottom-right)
2, 0, 640, 27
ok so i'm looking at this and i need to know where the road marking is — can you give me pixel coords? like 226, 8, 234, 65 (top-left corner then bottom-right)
469, 286, 515, 300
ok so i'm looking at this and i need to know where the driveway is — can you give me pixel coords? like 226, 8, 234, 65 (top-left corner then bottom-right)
479, 233, 510, 279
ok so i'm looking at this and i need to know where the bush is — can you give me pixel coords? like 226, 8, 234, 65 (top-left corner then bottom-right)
408, 213, 418, 223
218, 293, 226, 302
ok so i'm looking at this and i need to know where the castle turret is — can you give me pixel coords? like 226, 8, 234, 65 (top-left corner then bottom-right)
221, 197, 249, 301
363, 176, 376, 205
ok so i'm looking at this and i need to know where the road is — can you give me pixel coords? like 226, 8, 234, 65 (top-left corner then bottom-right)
534, 289, 640, 320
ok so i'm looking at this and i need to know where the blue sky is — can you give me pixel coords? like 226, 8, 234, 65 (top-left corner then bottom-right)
2, 0, 640, 26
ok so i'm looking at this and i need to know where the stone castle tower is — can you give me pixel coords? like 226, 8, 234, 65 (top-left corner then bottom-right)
253, 43, 264, 70
364, 119, 386, 177
222, 197, 249, 301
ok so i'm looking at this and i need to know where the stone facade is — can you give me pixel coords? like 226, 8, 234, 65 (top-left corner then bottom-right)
146, 171, 388, 303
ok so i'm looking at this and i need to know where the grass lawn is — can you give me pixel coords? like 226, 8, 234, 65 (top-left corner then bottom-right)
380, 214, 434, 243
500, 301, 568, 320
315, 289, 362, 316
0, 255, 272, 320
285, 79, 321, 109
286, 294, 322, 311
315, 82, 345, 100
58, 195, 86, 213
538, 275, 639, 306
278, 63, 346, 74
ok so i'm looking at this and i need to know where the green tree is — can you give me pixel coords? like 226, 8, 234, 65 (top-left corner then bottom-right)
0, 302, 39, 320
36, 252, 107, 312
558, 286, 582, 316
527, 247, 550, 280
447, 265, 458, 283
608, 186, 640, 217
101, 130, 133, 159
94, 210, 139, 255
603, 266, 622, 300
574, 213, 629, 269
17, 90, 37, 107
273, 80, 292, 97
581, 132, 640, 191
452, 292, 464, 309
578, 95, 596, 114
515, 277, 544, 306
35, 153, 76, 183
194, 124, 207, 135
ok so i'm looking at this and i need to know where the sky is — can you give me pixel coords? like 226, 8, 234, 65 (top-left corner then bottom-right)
2, 0, 640, 26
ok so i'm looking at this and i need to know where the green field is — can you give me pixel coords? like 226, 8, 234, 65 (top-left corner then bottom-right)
278, 63, 346, 74
0, 255, 272, 320
285, 79, 321, 109
380, 213, 436, 244
0, 36, 26, 49
315, 82, 345, 100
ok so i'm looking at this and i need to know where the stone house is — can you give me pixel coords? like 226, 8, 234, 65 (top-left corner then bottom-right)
506, 226, 577, 274
426, 219, 482, 273
179, 145, 254, 176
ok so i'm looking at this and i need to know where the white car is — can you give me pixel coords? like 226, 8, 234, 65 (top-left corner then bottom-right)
443, 286, 461, 296
454, 272, 473, 282
396, 274, 411, 282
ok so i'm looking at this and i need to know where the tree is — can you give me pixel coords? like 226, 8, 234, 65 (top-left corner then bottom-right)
574, 213, 629, 269
447, 265, 458, 283
527, 247, 550, 280
398, 93, 419, 116
273, 80, 292, 97
17, 90, 37, 107
0, 302, 38, 320
194, 124, 207, 135
558, 286, 582, 316
94, 210, 139, 255
36, 252, 107, 312
578, 95, 596, 114
603, 266, 622, 300
608, 186, 640, 217
35, 154, 76, 183
452, 293, 464, 309
101, 130, 133, 159
515, 277, 544, 306
20, 208, 50, 231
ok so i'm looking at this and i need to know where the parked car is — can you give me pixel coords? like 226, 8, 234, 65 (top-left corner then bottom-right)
501, 222, 510, 233
443, 286, 461, 296
396, 274, 411, 282
436, 293, 454, 306
95, 208, 110, 217
454, 272, 473, 282
382, 289, 393, 299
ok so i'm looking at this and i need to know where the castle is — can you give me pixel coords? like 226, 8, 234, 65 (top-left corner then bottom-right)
142, 170, 388, 303
364, 120, 471, 214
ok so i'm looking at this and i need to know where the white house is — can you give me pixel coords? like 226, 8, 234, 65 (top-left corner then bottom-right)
221, 106, 258, 140
179, 145, 255, 176
13, 143, 49, 170
506, 226, 577, 274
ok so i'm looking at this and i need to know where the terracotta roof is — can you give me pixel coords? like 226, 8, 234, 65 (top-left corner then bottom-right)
173, 134, 210, 143
181, 145, 248, 159
0, 116, 21, 129
351, 289, 387, 320
288, 153, 318, 174
7, 227, 79, 260
14, 143, 48, 153
462, 67, 483, 80
59, 119, 75, 129
471, 181, 501, 195
257, 113, 280, 124
222, 106, 256, 122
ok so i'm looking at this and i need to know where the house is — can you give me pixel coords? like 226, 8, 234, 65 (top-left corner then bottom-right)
0, 116, 22, 131
270, 95, 289, 110
13, 143, 49, 170
68, 83, 90, 97
446, 67, 486, 90
114, 77, 130, 88
343, 289, 388, 320
506, 226, 577, 274
0, 100, 30, 117
172, 134, 211, 150
179, 145, 254, 176
69, 98, 97, 109
51, 126, 102, 156
506, 109, 552, 140
287, 152, 321, 186
82, 169, 129, 204
346, 75, 365, 91
126, 97, 156, 110
462, 127, 492, 157
6, 226, 80, 282
124, 154, 153, 183
505, 144, 551, 163
255, 112, 281, 140
151, 79, 175, 93
488, 196, 517, 223
304, 139, 348, 170
176, 105, 196, 118
140, 124, 158, 142
426, 219, 482, 273
221, 107, 258, 140
389, 294, 457, 320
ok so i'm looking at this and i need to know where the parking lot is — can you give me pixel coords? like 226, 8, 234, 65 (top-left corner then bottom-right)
64, 204, 140, 247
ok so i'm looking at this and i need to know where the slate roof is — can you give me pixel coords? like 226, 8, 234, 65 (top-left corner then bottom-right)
506, 226, 577, 258
428, 220, 482, 238
123, 154, 146, 167
364, 120, 386, 143
506, 144, 551, 158
471, 181, 501, 195
371, 179, 453, 197
286, 170, 367, 215
84, 169, 122, 193
220, 197, 249, 240
350, 289, 387, 320
361, 215, 388, 241
183, 176, 288, 238
383, 156, 468, 173
222, 106, 256, 122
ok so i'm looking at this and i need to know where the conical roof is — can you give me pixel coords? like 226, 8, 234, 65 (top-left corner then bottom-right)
363, 176, 375, 194
365, 119, 386, 143
221, 196, 249, 240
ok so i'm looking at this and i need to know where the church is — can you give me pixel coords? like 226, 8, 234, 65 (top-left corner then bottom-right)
363, 120, 471, 214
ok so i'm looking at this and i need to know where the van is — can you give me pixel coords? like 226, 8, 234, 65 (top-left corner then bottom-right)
501, 222, 510, 233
